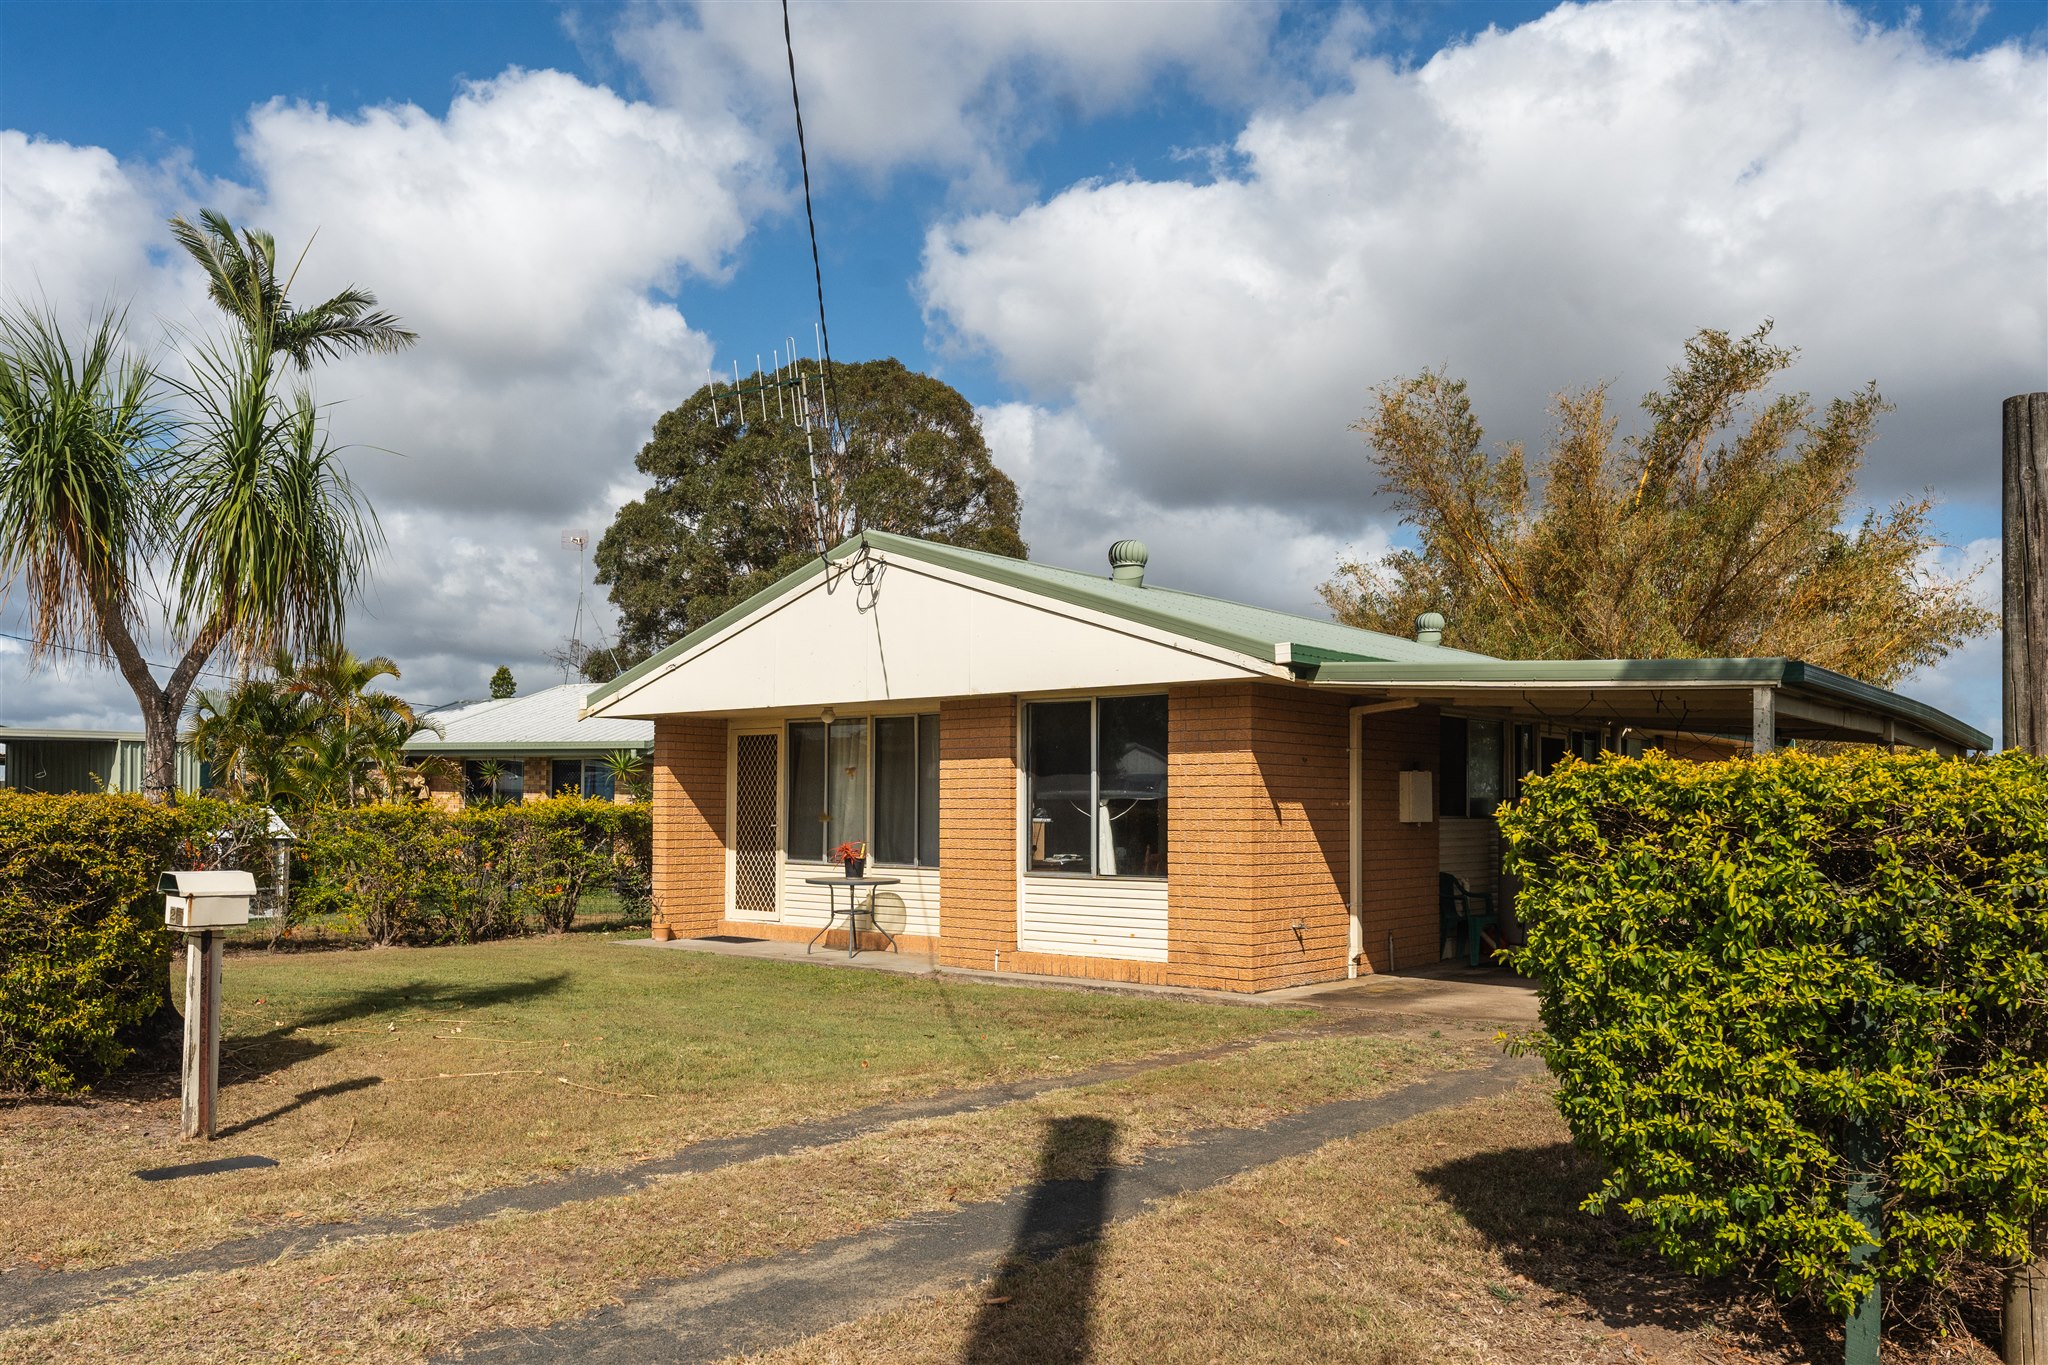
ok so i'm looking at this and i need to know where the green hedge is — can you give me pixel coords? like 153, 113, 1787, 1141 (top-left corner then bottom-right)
0, 792, 653, 1091
1500, 749, 2048, 1314
0, 793, 220, 1091
296, 797, 652, 945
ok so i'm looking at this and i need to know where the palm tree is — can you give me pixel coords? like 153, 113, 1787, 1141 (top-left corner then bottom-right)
288, 644, 428, 806
0, 215, 408, 801
187, 651, 314, 806
168, 210, 417, 368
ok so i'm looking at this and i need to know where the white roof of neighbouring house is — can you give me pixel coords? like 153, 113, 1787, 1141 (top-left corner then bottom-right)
407, 683, 652, 757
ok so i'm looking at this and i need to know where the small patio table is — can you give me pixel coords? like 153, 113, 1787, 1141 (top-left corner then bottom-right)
803, 875, 902, 958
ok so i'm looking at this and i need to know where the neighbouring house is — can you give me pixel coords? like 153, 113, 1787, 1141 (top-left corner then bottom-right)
406, 683, 653, 810
0, 726, 208, 795
580, 531, 1990, 993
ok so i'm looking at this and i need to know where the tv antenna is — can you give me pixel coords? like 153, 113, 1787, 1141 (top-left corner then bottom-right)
705, 328, 835, 556
559, 528, 608, 683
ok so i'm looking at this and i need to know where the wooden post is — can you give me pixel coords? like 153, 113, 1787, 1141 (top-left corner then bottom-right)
2006, 392, 2048, 756
1752, 686, 1777, 756
180, 929, 222, 1140
2004, 392, 2048, 1365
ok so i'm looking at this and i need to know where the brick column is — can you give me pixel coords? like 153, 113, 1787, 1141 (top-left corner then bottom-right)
937, 696, 1018, 970
652, 717, 727, 939
522, 756, 552, 802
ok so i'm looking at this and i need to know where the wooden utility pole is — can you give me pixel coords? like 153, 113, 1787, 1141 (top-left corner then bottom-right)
2003, 391, 2048, 1365
2006, 392, 2048, 756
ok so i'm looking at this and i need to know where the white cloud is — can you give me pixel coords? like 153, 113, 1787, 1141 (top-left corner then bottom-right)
924, 0, 2047, 518
616, 1, 1273, 194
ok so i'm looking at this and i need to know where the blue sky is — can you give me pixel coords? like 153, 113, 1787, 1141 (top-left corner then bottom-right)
2, 0, 2044, 738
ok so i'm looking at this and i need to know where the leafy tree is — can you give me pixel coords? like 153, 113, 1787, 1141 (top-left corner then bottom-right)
597, 357, 1026, 657
489, 665, 516, 699
1318, 324, 1992, 686
0, 212, 409, 801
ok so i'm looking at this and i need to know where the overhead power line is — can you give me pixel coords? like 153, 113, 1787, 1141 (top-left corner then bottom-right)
782, 0, 850, 542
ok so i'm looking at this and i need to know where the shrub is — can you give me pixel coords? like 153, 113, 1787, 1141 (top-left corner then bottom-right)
0, 793, 264, 1091
1500, 749, 2048, 1315
296, 797, 652, 945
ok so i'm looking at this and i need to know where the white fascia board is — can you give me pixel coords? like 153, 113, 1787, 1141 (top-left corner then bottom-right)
592, 551, 1286, 719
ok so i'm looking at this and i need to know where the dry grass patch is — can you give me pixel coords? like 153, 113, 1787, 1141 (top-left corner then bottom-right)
0, 1030, 1483, 1363
735, 1085, 2003, 1365
2, 935, 1302, 1271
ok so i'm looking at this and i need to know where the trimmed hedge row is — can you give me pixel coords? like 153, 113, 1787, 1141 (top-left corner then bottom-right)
0, 794, 233, 1091
0, 792, 652, 1092
1500, 749, 2048, 1315
296, 798, 652, 946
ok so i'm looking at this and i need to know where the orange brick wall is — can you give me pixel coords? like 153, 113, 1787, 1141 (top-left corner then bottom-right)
937, 695, 1018, 969
651, 717, 727, 938
1166, 684, 1353, 991
1354, 705, 1441, 973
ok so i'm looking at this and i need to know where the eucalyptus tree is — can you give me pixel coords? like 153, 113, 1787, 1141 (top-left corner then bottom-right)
0, 212, 410, 801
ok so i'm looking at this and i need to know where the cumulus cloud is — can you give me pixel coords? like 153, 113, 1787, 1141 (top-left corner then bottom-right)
925, 1, 2046, 514
2, 69, 766, 723
616, 0, 1273, 194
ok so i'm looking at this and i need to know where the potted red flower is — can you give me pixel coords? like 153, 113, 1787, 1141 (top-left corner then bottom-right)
833, 841, 867, 878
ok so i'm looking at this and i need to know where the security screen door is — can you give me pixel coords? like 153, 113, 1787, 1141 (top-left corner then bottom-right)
732, 732, 780, 919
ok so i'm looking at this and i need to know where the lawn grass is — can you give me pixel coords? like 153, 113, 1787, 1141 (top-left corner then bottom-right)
734, 1086, 2004, 1365
0, 1029, 1495, 1362
2, 934, 1302, 1271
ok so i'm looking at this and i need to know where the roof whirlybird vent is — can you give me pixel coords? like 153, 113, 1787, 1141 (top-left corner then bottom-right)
1108, 540, 1148, 587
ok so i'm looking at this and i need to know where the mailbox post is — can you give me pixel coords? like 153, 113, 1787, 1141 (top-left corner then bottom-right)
161, 870, 255, 1140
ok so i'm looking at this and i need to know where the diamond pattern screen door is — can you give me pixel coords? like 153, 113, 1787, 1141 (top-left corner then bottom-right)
732, 732, 780, 919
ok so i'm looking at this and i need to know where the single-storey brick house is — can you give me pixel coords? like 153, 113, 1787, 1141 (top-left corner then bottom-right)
581, 532, 1989, 993
408, 683, 652, 810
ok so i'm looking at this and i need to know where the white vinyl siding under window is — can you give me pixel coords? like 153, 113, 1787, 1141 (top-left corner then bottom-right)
1018, 875, 1168, 961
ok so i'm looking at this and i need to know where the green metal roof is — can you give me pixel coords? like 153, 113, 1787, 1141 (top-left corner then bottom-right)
583, 530, 1490, 714
1305, 657, 1993, 751
581, 532, 1990, 754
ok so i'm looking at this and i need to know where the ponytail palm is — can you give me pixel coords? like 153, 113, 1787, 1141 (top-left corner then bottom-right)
168, 210, 416, 368
0, 211, 407, 800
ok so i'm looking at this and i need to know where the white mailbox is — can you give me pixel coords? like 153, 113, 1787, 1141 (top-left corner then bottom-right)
161, 870, 256, 930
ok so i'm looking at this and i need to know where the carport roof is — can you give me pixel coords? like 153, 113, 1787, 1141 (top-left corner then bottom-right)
1306, 657, 1992, 753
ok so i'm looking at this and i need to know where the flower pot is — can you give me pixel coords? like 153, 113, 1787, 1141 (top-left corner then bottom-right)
843, 857, 866, 878
651, 924, 675, 942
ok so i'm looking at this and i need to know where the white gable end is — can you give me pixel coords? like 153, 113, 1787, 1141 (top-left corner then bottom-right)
595, 554, 1280, 718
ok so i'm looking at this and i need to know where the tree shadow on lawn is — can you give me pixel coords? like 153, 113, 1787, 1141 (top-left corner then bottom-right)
1419, 1141, 1831, 1360
62, 971, 572, 1109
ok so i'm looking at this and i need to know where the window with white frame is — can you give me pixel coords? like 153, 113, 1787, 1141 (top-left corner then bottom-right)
785, 715, 939, 865
1024, 695, 1167, 877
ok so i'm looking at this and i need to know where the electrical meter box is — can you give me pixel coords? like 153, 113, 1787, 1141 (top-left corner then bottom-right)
160, 870, 256, 930
1397, 770, 1435, 824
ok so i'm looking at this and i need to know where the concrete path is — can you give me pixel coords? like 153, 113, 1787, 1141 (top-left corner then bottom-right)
0, 1012, 1421, 1330
447, 1058, 1543, 1363
626, 935, 1542, 1025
